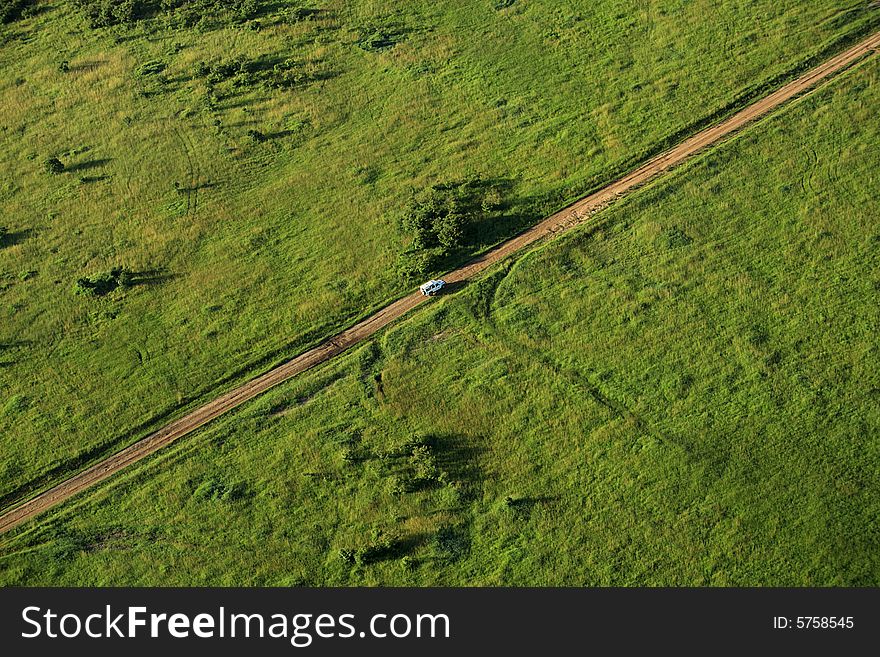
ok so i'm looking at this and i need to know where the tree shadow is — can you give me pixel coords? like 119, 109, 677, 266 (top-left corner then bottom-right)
127, 269, 176, 287
285, 7, 327, 21
79, 175, 109, 184
1, 0, 45, 24
0, 340, 29, 369
459, 177, 532, 248
68, 61, 104, 73
176, 182, 216, 193
163, 74, 194, 85
1, 228, 33, 248
508, 495, 561, 509
65, 158, 112, 173
0, 340, 31, 350
263, 129, 296, 140
354, 20, 430, 52
431, 521, 471, 564
427, 433, 486, 487
75, 267, 175, 297
226, 121, 260, 129
394, 531, 433, 555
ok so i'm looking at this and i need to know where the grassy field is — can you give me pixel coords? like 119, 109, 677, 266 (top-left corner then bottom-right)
2, 53, 877, 586
1, 1, 878, 507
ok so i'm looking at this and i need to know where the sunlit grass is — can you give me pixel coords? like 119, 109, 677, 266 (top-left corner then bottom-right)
2, 53, 877, 586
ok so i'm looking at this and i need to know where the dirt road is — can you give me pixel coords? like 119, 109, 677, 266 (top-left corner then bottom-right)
2, 31, 878, 535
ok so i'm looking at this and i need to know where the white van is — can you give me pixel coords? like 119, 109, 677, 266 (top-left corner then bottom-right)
419, 279, 446, 296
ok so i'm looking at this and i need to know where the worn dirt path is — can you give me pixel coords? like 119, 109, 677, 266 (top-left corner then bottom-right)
2, 31, 879, 535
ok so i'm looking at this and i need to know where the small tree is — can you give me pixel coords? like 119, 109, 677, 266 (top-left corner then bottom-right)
44, 157, 64, 174
434, 211, 465, 253
394, 249, 436, 283
409, 445, 438, 482
116, 269, 132, 288
399, 188, 443, 249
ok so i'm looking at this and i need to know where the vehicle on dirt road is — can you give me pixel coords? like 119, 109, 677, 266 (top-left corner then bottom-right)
420, 280, 446, 296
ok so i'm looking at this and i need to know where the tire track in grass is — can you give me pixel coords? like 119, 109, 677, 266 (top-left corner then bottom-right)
2, 30, 879, 535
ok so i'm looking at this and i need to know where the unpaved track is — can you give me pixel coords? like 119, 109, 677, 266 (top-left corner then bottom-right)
2, 31, 879, 535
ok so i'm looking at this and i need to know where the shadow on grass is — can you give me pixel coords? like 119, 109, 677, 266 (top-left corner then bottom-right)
75, 268, 175, 297
436, 280, 468, 295
79, 175, 109, 184
177, 182, 217, 193
68, 61, 105, 73
0, 228, 34, 248
428, 433, 485, 487
65, 158, 112, 173
263, 129, 296, 140
128, 269, 176, 287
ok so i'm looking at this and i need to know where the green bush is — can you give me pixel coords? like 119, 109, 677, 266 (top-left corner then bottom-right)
72, 0, 266, 30
1, 0, 34, 24
73, 267, 133, 297
72, 0, 139, 28
434, 211, 465, 253
394, 249, 438, 283
396, 176, 504, 281
433, 524, 470, 563
43, 157, 64, 174
409, 445, 439, 483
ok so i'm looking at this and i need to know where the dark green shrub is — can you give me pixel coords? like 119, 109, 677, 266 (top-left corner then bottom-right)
357, 29, 397, 52
666, 226, 694, 248
234, 0, 258, 21
72, 0, 139, 28
73, 267, 133, 297
1, 0, 34, 24
394, 249, 438, 283
409, 445, 439, 483
43, 157, 64, 174
137, 60, 167, 76
434, 211, 465, 253
387, 475, 406, 497
353, 529, 402, 566
433, 523, 470, 563
396, 176, 502, 272
116, 268, 132, 288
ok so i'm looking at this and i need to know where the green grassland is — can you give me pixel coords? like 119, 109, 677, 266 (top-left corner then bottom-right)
2, 53, 877, 586
1, 1, 879, 507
